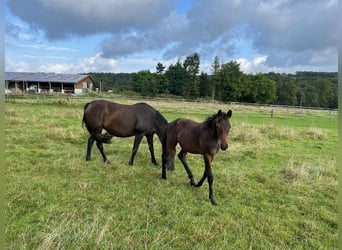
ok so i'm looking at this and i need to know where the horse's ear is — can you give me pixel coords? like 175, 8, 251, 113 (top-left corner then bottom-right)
217, 109, 223, 117
227, 110, 232, 118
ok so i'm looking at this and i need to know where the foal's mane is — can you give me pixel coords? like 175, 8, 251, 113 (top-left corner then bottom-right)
205, 113, 219, 128
205, 112, 228, 128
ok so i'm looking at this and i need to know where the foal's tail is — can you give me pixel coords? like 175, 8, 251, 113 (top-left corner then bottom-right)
82, 102, 91, 134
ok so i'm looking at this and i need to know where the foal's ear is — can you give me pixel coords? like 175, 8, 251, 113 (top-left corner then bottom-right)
227, 110, 232, 118
217, 109, 223, 117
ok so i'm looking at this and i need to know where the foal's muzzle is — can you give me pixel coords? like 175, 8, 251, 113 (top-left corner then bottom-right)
221, 143, 228, 151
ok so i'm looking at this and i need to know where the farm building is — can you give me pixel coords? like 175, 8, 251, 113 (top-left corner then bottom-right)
5, 72, 95, 94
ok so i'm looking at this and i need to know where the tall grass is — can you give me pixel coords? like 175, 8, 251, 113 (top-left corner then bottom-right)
5, 97, 337, 249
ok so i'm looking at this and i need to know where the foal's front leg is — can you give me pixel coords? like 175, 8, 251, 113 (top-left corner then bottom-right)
178, 149, 195, 186
96, 141, 109, 163
198, 154, 217, 206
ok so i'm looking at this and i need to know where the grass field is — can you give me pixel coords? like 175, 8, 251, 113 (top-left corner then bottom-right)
5, 95, 338, 249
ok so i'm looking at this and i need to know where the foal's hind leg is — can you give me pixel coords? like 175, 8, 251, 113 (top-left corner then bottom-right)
146, 134, 157, 165
94, 128, 109, 163
129, 134, 143, 166
178, 149, 195, 186
96, 141, 109, 163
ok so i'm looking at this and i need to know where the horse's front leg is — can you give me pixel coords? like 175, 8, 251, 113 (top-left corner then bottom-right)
178, 149, 195, 186
162, 152, 167, 179
146, 134, 157, 165
129, 134, 143, 166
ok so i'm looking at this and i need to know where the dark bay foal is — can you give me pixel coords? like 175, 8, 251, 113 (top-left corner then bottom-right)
162, 109, 232, 205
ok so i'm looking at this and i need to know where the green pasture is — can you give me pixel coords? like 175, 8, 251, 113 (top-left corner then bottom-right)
5, 96, 337, 249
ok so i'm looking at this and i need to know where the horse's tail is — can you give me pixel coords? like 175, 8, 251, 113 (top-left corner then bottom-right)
82, 102, 91, 134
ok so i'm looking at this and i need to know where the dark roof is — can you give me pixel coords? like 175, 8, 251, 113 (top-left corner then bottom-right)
5, 72, 93, 83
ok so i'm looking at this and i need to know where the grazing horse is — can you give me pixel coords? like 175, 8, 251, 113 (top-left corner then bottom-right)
82, 99, 168, 165
162, 109, 232, 205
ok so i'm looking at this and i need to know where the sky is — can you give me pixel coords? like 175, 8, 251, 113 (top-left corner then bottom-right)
5, 0, 338, 74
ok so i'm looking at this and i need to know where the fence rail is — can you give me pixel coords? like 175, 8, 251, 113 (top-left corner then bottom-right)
5, 92, 338, 113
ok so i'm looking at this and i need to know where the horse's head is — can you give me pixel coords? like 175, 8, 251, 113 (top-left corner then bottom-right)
215, 109, 232, 151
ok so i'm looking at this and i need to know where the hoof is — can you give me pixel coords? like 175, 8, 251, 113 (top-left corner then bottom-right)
166, 165, 175, 171
210, 196, 217, 206
195, 182, 203, 187
211, 201, 218, 206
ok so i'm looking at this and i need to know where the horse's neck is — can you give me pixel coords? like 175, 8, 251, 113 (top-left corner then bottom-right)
155, 122, 167, 143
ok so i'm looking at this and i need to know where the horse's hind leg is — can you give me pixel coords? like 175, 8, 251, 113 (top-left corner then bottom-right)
129, 134, 143, 166
86, 135, 95, 161
178, 150, 195, 186
146, 134, 157, 165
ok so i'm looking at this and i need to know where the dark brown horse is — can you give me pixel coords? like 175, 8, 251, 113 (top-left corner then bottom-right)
162, 109, 232, 205
82, 99, 168, 165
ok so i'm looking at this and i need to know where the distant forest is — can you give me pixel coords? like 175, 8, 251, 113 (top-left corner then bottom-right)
86, 53, 337, 109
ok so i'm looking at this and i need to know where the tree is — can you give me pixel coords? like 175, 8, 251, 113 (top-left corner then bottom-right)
267, 73, 299, 106
132, 70, 158, 96
165, 60, 187, 96
156, 62, 165, 74
210, 56, 221, 100
199, 72, 210, 97
217, 61, 244, 102
247, 73, 277, 103
315, 79, 333, 108
183, 52, 200, 98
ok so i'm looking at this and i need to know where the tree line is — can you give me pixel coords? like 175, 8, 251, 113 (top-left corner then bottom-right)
87, 53, 337, 109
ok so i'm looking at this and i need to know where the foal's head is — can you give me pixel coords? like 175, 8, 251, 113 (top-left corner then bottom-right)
214, 109, 232, 151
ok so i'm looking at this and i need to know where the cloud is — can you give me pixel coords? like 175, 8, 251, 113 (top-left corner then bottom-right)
237, 56, 270, 74
99, 10, 189, 58
37, 53, 117, 73
5, 54, 30, 72
5, 19, 37, 41
7, 0, 174, 40
6, 0, 338, 72
249, 0, 337, 68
